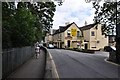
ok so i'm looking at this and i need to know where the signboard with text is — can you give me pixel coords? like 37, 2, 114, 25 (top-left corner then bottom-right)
71, 28, 77, 37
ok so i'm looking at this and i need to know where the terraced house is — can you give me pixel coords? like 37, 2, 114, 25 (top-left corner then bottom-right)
52, 22, 84, 49
79, 23, 108, 50
45, 22, 108, 50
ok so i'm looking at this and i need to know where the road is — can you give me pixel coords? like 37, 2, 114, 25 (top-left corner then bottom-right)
48, 49, 119, 78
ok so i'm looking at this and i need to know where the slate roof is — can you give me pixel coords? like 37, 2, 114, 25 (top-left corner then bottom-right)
53, 22, 79, 35
79, 23, 97, 31
53, 22, 99, 35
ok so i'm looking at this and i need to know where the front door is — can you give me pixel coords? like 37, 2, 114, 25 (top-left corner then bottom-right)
85, 43, 88, 49
67, 40, 70, 47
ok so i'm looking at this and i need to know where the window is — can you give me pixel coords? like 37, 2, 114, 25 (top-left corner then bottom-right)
91, 47, 96, 48
60, 34, 61, 38
67, 30, 70, 36
97, 41, 100, 43
91, 31, 95, 36
77, 31, 80, 37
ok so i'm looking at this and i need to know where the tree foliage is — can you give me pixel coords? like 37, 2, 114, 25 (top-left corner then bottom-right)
93, 1, 120, 63
2, 2, 56, 49
92, 1, 119, 35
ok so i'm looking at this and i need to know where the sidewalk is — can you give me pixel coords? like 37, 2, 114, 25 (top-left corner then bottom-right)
7, 50, 46, 79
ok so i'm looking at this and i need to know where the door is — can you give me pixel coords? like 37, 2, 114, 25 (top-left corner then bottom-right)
67, 40, 70, 47
85, 43, 88, 49
60, 42, 62, 48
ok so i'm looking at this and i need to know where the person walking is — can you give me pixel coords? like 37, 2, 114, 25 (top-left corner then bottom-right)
35, 42, 40, 59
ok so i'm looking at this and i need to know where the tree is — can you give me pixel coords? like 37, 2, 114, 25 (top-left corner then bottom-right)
92, 1, 120, 63
92, 1, 119, 35
2, 2, 16, 48
11, 2, 36, 47
29, 2, 56, 41
2, 1, 56, 49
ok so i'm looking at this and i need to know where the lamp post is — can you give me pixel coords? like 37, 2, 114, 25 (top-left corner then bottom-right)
0, 2, 2, 79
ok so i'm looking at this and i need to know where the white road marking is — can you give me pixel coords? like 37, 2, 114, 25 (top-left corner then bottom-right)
104, 58, 120, 66
48, 51, 60, 79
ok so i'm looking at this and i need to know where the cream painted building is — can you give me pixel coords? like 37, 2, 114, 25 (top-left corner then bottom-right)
45, 22, 108, 50
79, 23, 108, 50
53, 22, 84, 48
45, 33, 53, 46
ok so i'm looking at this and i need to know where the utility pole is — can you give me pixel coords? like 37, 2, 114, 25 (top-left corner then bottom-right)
116, 2, 120, 64
0, 2, 2, 79
116, 24, 120, 64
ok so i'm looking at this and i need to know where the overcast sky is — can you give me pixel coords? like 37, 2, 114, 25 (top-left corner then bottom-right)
52, 0, 96, 29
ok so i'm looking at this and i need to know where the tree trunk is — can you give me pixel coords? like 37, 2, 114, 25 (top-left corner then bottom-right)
116, 24, 120, 64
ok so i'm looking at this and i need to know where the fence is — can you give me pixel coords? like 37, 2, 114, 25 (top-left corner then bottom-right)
2, 46, 35, 79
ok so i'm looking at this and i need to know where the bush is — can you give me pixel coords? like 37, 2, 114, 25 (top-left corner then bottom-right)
81, 49, 95, 53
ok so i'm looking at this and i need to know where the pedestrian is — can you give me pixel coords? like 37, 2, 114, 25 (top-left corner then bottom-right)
38, 43, 42, 55
35, 44, 40, 59
35, 41, 39, 47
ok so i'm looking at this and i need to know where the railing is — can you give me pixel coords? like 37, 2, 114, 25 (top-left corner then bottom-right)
2, 46, 35, 79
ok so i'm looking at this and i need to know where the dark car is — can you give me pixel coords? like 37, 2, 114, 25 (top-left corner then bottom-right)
104, 46, 116, 62
104, 46, 112, 52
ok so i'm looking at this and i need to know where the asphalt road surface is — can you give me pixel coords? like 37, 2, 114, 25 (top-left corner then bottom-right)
48, 49, 119, 78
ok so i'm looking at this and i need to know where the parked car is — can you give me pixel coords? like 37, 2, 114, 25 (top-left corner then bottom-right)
104, 46, 112, 52
48, 44, 54, 49
106, 46, 116, 62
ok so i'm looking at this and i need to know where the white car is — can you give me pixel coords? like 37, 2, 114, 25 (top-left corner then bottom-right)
48, 44, 54, 49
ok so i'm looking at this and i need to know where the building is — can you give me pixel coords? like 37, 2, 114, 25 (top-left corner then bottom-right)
45, 22, 108, 50
79, 23, 108, 50
45, 33, 53, 47
53, 22, 84, 48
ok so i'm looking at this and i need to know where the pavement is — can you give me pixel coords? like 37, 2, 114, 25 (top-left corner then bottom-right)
7, 50, 46, 79
48, 49, 120, 78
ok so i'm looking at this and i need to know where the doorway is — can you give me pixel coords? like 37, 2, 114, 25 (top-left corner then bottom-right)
85, 43, 88, 49
67, 40, 70, 47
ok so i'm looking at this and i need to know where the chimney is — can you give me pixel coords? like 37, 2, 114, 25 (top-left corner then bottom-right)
85, 21, 87, 26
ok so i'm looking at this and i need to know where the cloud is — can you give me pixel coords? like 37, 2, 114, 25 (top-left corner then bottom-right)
52, 0, 96, 29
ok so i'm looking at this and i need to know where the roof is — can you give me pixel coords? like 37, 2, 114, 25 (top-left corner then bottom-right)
52, 29, 57, 34
53, 22, 79, 35
79, 23, 97, 31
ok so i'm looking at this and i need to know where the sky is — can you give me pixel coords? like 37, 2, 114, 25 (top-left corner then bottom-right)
52, 0, 96, 29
